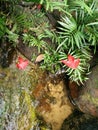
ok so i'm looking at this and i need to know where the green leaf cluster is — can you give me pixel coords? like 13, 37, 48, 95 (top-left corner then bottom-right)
24, 0, 40, 2
39, 0, 98, 84
0, 17, 6, 38
51, 0, 97, 84
0, 0, 98, 84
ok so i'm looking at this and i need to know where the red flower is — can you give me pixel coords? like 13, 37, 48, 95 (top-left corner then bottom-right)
16, 57, 29, 70
61, 54, 80, 69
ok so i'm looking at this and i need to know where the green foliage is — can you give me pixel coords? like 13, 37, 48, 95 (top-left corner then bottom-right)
0, 0, 20, 4
0, 17, 6, 38
0, 1, 49, 44
11, 13, 29, 30
41, 50, 61, 73
23, 0, 40, 2
6, 28, 19, 46
59, 47, 92, 84
58, 1, 98, 51
0, 0, 98, 84
40, 0, 68, 12
58, 16, 85, 50
23, 33, 46, 52
39, 0, 98, 84
23, 0, 68, 12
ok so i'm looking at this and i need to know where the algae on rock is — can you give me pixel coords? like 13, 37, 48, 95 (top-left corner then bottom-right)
0, 60, 51, 130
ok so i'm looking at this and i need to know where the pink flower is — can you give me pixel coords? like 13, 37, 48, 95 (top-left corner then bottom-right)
61, 54, 80, 69
16, 57, 29, 70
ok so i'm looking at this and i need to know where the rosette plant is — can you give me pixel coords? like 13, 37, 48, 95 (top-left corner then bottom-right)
37, 0, 98, 84
56, 0, 98, 84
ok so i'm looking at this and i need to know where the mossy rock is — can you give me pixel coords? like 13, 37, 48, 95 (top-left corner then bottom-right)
86, 65, 98, 88
74, 65, 98, 117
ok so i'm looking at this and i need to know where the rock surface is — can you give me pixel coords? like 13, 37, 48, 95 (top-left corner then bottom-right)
75, 65, 98, 117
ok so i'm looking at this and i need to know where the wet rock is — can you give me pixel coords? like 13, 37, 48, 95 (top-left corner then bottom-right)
17, 39, 38, 61
0, 53, 51, 130
0, 72, 6, 79
74, 65, 98, 117
80, 119, 98, 130
0, 40, 16, 68
86, 65, 98, 88
61, 110, 98, 130
33, 73, 74, 130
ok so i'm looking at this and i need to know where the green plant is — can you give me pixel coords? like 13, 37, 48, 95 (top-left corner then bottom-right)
59, 47, 91, 84
23, 33, 46, 52
0, 0, 98, 84
40, 0, 67, 12
23, 0, 68, 12
0, 17, 6, 38
38, 0, 98, 84
40, 49, 61, 73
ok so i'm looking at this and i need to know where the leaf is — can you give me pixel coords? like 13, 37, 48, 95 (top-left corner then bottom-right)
16, 57, 29, 70
35, 54, 44, 63
61, 54, 80, 69
87, 22, 98, 26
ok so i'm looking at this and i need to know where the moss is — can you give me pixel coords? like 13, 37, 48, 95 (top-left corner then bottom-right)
0, 62, 51, 130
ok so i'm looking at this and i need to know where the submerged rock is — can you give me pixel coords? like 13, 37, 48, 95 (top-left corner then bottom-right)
33, 74, 74, 130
